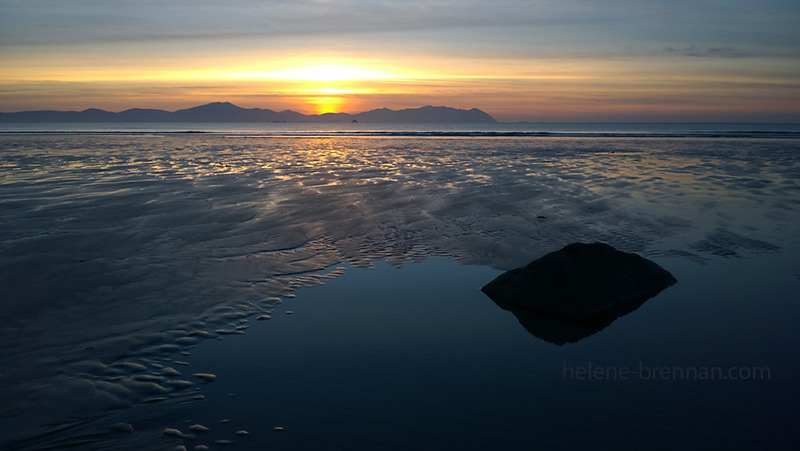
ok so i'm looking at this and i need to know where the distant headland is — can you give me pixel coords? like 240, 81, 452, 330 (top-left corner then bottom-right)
0, 102, 497, 124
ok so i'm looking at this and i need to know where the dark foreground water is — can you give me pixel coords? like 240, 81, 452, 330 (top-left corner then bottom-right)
1, 129, 799, 449
173, 255, 798, 451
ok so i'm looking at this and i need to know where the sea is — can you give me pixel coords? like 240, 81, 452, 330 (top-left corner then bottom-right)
3, 121, 800, 137
1, 122, 799, 450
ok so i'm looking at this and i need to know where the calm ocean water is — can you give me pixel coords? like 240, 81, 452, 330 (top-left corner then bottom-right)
1, 123, 799, 449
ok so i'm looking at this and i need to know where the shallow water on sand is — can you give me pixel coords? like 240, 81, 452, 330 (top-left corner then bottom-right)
1, 134, 799, 448
145, 254, 800, 450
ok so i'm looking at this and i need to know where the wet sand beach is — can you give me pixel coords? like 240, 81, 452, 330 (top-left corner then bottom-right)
1, 129, 799, 449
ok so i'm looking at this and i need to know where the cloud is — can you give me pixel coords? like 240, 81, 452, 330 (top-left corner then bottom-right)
3, 0, 798, 59
0, 1, 717, 46
663, 45, 800, 59
0, 1, 538, 45
664, 46, 755, 59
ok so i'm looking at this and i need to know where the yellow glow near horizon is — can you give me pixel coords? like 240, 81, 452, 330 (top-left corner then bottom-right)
295, 88, 361, 95
4, 47, 797, 120
307, 96, 348, 114
252, 64, 398, 82
210, 61, 413, 114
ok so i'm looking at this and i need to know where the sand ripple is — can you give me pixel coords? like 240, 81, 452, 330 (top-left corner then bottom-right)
1, 134, 799, 448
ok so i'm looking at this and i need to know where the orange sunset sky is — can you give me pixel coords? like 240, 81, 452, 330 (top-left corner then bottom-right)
1, 0, 799, 122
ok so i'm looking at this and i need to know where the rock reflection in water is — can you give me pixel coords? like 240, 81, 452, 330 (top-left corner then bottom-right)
488, 293, 655, 345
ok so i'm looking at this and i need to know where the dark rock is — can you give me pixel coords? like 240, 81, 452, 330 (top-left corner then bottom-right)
481, 242, 676, 343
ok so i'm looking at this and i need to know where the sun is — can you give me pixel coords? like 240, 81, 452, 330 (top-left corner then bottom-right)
271, 65, 394, 114
306, 96, 347, 115
223, 61, 406, 114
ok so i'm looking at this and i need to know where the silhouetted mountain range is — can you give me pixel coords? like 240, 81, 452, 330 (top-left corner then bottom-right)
0, 102, 497, 123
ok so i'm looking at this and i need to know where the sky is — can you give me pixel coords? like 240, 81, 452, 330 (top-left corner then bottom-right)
1, 0, 799, 121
